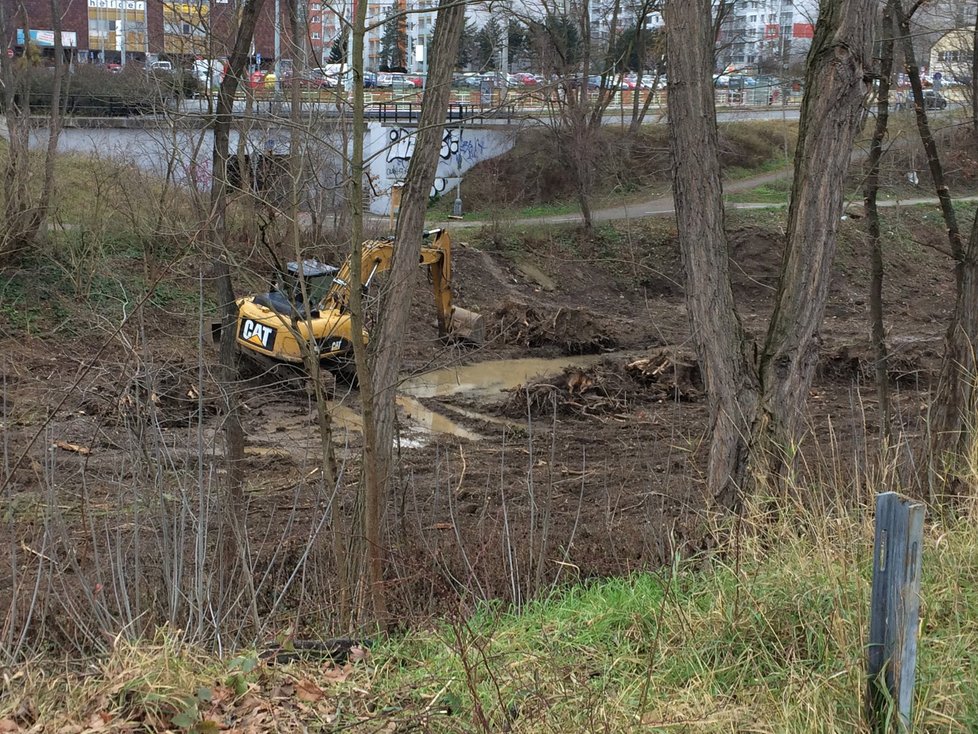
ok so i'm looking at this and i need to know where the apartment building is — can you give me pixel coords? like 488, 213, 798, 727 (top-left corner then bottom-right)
717, 0, 819, 74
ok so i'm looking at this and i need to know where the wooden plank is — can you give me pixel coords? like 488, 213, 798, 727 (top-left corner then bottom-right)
866, 492, 925, 733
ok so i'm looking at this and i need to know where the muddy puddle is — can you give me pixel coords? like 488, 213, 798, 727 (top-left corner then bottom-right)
332, 354, 611, 446
398, 354, 608, 400
245, 355, 615, 452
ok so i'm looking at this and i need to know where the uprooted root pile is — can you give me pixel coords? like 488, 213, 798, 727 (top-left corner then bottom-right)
502, 347, 702, 419
488, 300, 617, 355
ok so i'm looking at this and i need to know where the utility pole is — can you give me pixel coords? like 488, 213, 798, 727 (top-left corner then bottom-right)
274, 0, 282, 90
121, 0, 127, 66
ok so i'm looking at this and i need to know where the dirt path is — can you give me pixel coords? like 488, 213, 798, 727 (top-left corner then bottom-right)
430, 165, 978, 230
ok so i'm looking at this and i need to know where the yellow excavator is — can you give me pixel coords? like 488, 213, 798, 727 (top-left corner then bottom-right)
224, 228, 483, 375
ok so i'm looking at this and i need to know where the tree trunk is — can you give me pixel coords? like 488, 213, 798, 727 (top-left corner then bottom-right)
211, 0, 264, 504
352, 0, 466, 627
863, 2, 897, 441
928, 4, 978, 502
664, 0, 759, 512
756, 0, 874, 467
209, 0, 265, 631
666, 0, 875, 510
343, 0, 373, 629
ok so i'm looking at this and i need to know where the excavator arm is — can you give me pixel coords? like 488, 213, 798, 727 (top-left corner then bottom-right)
323, 228, 463, 338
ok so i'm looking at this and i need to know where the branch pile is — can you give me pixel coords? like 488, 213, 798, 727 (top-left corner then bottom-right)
502, 348, 702, 419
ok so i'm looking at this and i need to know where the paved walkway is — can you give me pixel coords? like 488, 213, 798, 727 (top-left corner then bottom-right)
430, 166, 978, 230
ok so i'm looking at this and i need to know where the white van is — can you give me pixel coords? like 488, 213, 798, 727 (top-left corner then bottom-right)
192, 59, 225, 90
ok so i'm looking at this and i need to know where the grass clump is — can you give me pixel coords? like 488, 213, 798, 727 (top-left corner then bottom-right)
4, 506, 978, 731
362, 506, 978, 732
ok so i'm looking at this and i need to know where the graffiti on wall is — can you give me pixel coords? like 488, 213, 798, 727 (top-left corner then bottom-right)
385, 127, 463, 195
366, 121, 514, 215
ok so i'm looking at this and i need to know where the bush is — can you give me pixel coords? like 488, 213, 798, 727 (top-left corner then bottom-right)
17, 64, 194, 116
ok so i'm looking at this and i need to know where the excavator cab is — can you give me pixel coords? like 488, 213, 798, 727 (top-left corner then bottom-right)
252, 260, 339, 319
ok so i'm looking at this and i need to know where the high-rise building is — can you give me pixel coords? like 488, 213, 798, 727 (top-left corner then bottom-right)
717, 0, 819, 74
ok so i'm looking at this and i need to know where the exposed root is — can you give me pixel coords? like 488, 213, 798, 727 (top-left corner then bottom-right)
503, 348, 702, 419
488, 299, 617, 355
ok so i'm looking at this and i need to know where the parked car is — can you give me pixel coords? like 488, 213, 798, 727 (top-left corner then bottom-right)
284, 68, 333, 89
893, 89, 949, 111
376, 72, 417, 89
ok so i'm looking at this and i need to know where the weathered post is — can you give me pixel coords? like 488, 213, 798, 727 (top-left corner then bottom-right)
866, 492, 925, 732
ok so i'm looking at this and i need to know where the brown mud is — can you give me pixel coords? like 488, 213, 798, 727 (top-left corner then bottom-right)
0, 213, 960, 642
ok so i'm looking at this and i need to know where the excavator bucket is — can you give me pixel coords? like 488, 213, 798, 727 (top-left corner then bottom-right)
451, 306, 485, 344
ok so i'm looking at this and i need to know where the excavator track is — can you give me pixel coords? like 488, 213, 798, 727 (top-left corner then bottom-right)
237, 349, 339, 399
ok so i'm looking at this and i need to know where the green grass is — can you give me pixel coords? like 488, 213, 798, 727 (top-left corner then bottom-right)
7, 506, 978, 731
725, 178, 794, 204
362, 507, 978, 732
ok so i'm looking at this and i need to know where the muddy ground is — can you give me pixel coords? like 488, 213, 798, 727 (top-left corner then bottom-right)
0, 209, 959, 644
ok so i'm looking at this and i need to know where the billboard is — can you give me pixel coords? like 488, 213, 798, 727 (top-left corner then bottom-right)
16, 29, 78, 48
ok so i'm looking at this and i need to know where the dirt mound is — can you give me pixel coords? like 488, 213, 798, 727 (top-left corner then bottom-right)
817, 339, 941, 385
488, 300, 617, 355
728, 226, 785, 300
502, 348, 701, 419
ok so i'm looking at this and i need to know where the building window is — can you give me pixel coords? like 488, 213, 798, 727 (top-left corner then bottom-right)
312, 31, 320, 39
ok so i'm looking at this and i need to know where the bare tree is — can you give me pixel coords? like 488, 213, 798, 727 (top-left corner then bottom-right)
665, 0, 876, 510
0, 0, 65, 264
512, 0, 641, 228
348, 0, 467, 627
928, 1, 978, 501
209, 0, 268, 630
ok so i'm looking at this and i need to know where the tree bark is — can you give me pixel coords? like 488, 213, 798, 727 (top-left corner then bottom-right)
666, 0, 875, 510
664, 0, 759, 512
756, 0, 874, 466
863, 2, 897, 441
352, 0, 466, 627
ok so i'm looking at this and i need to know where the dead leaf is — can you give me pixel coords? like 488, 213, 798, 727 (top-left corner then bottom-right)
295, 679, 324, 702
427, 523, 454, 530
0, 720, 21, 733
82, 711, 110, 730
348, 646, 369, 663
321, 664, 352, 683
53, 440, 92, 456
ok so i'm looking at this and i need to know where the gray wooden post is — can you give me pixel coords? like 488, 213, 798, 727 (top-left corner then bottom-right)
866, 492, 925, 733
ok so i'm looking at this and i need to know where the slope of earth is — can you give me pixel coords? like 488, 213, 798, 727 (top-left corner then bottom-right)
0, 203, 968, 646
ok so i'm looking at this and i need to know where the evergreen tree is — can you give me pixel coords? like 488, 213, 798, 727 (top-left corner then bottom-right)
456, 20, 478, 69
329, 30, 348, 64
380, 11, 406, 70
475, 17, 503, 70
